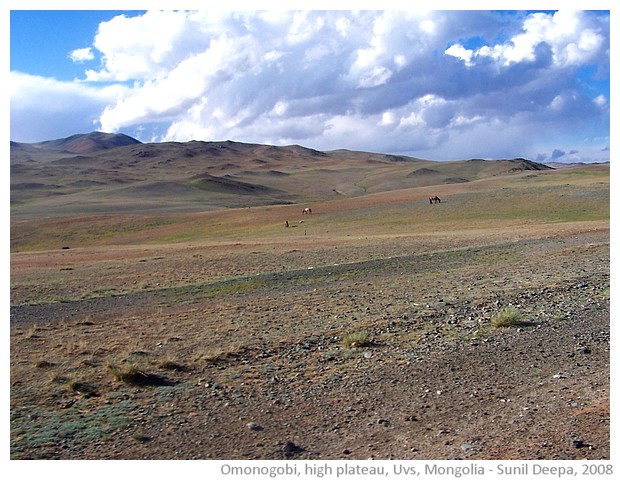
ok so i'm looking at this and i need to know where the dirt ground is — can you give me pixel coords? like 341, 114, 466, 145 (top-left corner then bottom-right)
10, 221, 610, 460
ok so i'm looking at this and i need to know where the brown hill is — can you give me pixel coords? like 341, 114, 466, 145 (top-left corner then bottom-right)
11, 131, 142, 155
10, 133, 554, 218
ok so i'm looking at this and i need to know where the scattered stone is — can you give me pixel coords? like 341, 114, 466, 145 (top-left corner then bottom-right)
246, 422, 263, 431
282, 441, 304, 457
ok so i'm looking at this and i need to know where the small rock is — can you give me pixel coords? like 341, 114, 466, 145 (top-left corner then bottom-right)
572, 439, 585, 448
282, 441, 304, 457
246, 422, 263, 431
461, 443, 477, 451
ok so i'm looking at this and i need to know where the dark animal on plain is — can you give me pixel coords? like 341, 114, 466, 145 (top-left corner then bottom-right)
302, 207, 312, 214
429, 196, 441, 204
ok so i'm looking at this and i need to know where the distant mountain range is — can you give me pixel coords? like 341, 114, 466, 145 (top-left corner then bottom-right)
11, 131, 560, 218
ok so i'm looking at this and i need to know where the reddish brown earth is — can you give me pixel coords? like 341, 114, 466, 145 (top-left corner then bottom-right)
10, 223, 609, 460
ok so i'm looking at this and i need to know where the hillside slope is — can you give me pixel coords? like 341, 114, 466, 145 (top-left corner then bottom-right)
11, 132, 555, 218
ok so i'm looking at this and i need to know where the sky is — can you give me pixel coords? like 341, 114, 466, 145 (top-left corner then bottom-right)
8, 4, 612, 163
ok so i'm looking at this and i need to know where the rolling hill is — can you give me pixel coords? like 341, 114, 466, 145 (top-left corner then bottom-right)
11, 131, 556, 218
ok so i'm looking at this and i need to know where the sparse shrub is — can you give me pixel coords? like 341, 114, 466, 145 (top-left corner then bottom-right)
491, 306, 524, 328
108, 362, 146, 383
107, 361, 174, 386
341, 330, 371, 348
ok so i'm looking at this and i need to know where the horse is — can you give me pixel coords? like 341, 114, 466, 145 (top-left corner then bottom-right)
302, 207, 312, 214
429, 196, 441, 204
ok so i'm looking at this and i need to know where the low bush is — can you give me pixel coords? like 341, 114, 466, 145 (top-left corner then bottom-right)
107, 361, 174, 386
341, 330, 372, 348
491, 306, 524, 328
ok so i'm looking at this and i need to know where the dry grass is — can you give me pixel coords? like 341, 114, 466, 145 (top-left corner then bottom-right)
491, 306, 525, 328
341, 330, 372, 348
107, 360, 173, 386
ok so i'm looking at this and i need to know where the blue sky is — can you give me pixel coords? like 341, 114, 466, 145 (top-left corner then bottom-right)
9, 7, 611, 163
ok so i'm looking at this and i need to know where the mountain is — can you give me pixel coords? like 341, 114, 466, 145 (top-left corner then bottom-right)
11, 131, 142, 155
10, 132, 556, 218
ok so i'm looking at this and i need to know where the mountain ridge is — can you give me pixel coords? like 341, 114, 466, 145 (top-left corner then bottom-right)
11, 131, 562, 218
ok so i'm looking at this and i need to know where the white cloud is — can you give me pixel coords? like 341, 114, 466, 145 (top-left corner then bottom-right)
380, 111, 396, 126
287, 11, 326, 45
10, 10, 609, 162
446, 10, 606, 69
85, 10, 217, 82
99, 32, 258, 131
10, 71, 127, 142
445, 44, 474, 66
593, 94, 608, 108
69, 47, 94, 63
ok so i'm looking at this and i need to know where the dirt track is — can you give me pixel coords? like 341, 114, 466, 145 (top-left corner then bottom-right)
10, 224, 609, 460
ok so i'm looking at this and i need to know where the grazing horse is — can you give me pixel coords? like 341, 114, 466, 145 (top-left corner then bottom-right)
429, 196, 441, 204
302, 207, 312, 214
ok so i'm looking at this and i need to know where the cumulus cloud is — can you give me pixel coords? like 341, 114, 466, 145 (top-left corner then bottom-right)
10, 71, 128, 142
10, 10, 610, 162
445, 10, 606, 68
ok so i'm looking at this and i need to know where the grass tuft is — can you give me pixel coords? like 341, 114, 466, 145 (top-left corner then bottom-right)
341, 330, 372, 348
491, 306, 524, 328
107, 361, 175, 386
